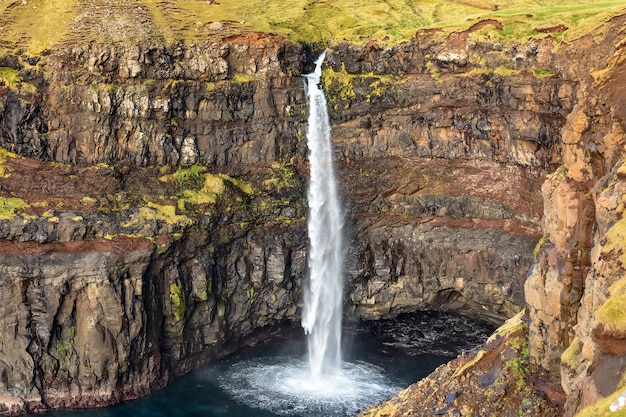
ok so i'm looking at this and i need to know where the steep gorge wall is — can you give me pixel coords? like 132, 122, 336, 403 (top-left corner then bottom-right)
0, 18, 615, 415
525, 14, 626, 416
0, 214, 306, 415
325, 47, 571, 323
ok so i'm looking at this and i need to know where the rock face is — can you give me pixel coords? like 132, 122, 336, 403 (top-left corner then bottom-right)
1, 9, 625, 417
0, 126, 311, 415
1, 33, 309, 166
0, 222, 306, 415
351, 12, 626, 416
523, 14, 626, 416
343, 157, 542, 324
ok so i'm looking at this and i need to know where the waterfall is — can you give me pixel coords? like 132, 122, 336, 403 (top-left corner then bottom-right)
301, 51, 345, 380
217, 52, 401, 417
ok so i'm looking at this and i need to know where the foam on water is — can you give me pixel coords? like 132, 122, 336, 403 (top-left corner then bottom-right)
217, 357, 401, 416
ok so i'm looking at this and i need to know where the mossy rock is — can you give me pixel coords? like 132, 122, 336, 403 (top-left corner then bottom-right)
0, 197, 29, 219
170, 281, 186, 322
596, 279, 626, 333
602, 217, 626, 266
575, 385, 626, 417
561, 336, 582, 369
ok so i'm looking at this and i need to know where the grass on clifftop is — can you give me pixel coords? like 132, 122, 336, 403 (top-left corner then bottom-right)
1, 0, 626, 56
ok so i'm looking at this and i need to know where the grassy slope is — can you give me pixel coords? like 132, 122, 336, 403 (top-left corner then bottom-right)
0, 0, 625, 57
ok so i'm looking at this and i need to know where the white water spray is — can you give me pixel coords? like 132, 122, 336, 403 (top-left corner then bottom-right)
301, 51, 344, 380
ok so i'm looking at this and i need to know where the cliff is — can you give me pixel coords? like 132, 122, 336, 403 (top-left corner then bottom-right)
1, 1, 626, 416
359, 11, 626, 417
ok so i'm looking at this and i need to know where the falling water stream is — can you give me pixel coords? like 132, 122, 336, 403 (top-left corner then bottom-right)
301, 50, 344, 380
216, 51, 401, 416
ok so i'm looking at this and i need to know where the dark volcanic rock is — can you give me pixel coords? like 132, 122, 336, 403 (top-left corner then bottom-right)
3, 10, 625, 415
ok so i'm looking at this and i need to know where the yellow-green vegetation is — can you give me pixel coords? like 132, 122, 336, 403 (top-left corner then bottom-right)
182, 174, 226, 206
225, 175, 254, 196
601, 216, 626, 266
0, 197, 29, 220
104, 232, 156, 242
547, 164, 568, 179
80, 196, 97, 204
160, 163, 253, 211
0, 0, 78, 55
500, 334, 531, 394
322, 67, 397, 118
254, 159, 305, 223
487, 310, 526, 343
453, 349, 488, 377
123, 202, 193, 229
493, 65, 521, 77
533, 235, 550, 260
591, 26, 626, 87
576, 383, 626, 417
366, 76, 394, 102
596, 215, 626, 331
0, 67, 21, 88
0, 148, 17, 178
322, 66, 356, 116
618, 160, 626, 177
147, 202, 192, 225
246, 287, 255, 303
2, 0, 625, 56
264, 160, 299, 193
561, 336, 582, 369
533, 68, 554, 77
199, 0, 626, 45
169, 281, 186, 322
596, 277, 626, 332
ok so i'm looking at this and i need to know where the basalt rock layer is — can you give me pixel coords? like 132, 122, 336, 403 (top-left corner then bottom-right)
359, 13, 626, 417
1, 8, 625, 417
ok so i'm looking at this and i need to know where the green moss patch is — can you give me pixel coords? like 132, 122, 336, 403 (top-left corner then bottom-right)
596, 278, 626, 333
0, 197, 29, 219
0, 148, 17, 178
263, 160, 300, 193
169, 281, 186, 322
561, 336, 582, 369
181, 174, 225, 206
576, 384, 626, 417
601, 217, 626, 266
487, 310, 526, 343
123, 202, 193, 229
161, 163, 253, 211
146, 202, 192, 225
0, 67, 21, 88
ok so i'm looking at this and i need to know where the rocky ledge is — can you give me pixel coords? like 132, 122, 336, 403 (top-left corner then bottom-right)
359, 313, 563, 417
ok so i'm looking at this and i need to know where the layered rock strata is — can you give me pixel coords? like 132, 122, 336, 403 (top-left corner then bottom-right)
1, 11, 617, 416
357, 13, 626, 417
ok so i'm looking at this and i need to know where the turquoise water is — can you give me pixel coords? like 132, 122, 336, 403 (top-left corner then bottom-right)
45, 312, 493, 417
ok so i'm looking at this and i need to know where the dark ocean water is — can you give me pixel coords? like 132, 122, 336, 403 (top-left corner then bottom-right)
44, 312, 494, 417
